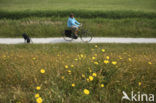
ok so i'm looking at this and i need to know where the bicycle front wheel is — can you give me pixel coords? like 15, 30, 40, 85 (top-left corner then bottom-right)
80, 29, 93, 42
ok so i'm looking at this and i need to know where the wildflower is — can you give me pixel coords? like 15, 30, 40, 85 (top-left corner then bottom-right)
89, 76, 94, 81
87, 78, 90, 82
101, 49, 105, 52
65, 65, 68, 69
61, 76, 64, 79
68, 70, 71, 75
80, 54, 84, 58
36, 86, 41, 90
72, 83, 75, 87
74, 58, 78, 61
40, 69, 45, 74
3, 55, 6, 58
94, 54, 97, 56
68, 70, 71, 73
94, 62, 99, 65
92, 57, 96, 60
148, 62, 152, 65
104, 60, 109, 64
138, 82, 142, 86
128, 58, 132, 62
35, 93, 40, 98
82, 74, 85, 78
32, 57, 36, 60
95, 45, 98, 48
106, 56, 109, 59
101, 84, 104, 88
112, 61, 117, 65
83, 89, 90, 95
89, 69, 92, 73
70, 65, 74, 68
92, 73, 97, 77
36, 97, 43, 103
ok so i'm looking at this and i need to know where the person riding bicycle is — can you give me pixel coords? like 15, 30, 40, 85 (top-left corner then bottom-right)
67, 13, 81, 39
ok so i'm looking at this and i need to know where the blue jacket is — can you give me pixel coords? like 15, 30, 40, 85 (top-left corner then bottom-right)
67, 17, 80, 28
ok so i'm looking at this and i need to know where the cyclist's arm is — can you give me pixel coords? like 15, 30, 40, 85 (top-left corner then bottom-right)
75, 19, 80, 25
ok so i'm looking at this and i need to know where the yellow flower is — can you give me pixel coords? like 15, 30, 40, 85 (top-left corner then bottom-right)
36, 86, 41, 90
138, 82, 142, 86
40, 69, 45, 74
70, 65, 74, 68
36, 97, 43, 103
82, 74, 85, 78
87, 78, 90, 82
104, 60, 109, 64
148, 62, 152, 65
94, 54, 97, 56
89, 76, 94, 81
92, 73, 97, 77
101, 49, 105, 52
80, 54, 84, 58
32, 57, 36, 60
74, 58, 78, 61
128, 58, 132, 62
65, 65, 68, 69
83, 89, 90, 95
61, 76, 64, 79
101, 84, 104, 88
68, 70, 71, 73
89, 69, 92, 73
72, 83, 75, 87
68, 70, 71, 75
112, 61, 117, 65
35, 93, 40, 98
94, 62, 99, 65
106, 56, 109, 59
92, 57, 96, 60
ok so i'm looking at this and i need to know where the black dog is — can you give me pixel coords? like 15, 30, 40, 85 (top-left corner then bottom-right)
22, 33, 31, 43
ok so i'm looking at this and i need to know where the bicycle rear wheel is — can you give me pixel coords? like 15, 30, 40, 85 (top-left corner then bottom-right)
80, 29, 93, 42
62, 30, 73, 41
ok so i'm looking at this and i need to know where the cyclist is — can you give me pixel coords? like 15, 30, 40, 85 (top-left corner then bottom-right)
67, 13, 81, 39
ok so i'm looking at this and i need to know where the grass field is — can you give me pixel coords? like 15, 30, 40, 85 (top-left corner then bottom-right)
0, 0, 156, 12
0, 17, 156, 38
0, 44, 156, 103
0, 0, 156, 38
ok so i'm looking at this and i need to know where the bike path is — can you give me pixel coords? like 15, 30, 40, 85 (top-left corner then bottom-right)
0, 37, 156, 44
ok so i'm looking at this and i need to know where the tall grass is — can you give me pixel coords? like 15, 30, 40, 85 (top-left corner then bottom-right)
0, 44, 156, 103
0, 17, 156, 38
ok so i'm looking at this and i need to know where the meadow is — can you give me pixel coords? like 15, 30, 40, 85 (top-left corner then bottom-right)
0, 17, 156, 38
0, 0, 156, 37
0, 44, 156, 103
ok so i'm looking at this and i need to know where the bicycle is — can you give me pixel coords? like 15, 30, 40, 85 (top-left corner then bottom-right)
63, 25, 93, 42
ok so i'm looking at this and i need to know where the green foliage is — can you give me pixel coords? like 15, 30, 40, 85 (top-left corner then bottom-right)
0, 10, 156, 19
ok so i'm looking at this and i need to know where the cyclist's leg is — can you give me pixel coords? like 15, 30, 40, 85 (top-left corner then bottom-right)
71, 26, 78, 36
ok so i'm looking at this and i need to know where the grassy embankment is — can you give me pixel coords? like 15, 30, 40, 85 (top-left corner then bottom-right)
0, 0, 156, 38
0, 44, 156, 103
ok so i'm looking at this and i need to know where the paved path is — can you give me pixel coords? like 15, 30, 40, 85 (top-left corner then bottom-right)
0, 37, 156, 44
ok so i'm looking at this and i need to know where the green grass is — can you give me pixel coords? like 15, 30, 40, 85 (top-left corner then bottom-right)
0, 0, 156, 38
0, 17, 156, 38
0, 44, 156, 103
0, 0, 156, 12
0, 0, 156, 19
